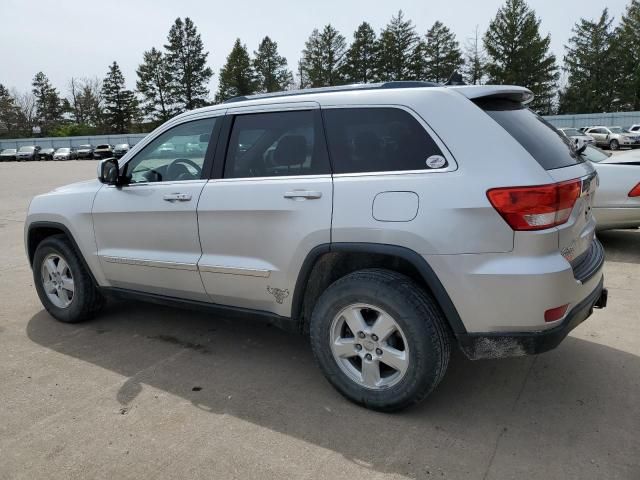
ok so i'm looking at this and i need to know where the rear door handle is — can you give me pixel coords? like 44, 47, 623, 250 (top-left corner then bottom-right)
163, 193, 192, 202
283, 190, 322, 200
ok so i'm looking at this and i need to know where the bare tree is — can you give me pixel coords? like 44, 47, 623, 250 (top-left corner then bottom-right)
68, 77, 103, 126
463, 26, 487, 85
11, 88, 38, 135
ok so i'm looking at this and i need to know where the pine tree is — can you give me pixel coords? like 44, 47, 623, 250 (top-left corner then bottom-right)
253, 36, 293, 93
299, 24, 347, 87
0, 84, 20, 136
164, 17, 213, 111
101, 62, 138, 133
136, 47, 174, 123
616, 0, 640, 110
463, 26, 487, 85
559, 9, 618, 114
341, 22, 378, 83
484, 0, 559, 113
32, 72, 63, 134
215, 39, 259, 103
377, 10, 422, 81
422, 21, 464, 83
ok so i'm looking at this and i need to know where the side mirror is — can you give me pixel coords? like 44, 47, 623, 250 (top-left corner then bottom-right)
97, 158, 121, 185
574, 138, 587, 155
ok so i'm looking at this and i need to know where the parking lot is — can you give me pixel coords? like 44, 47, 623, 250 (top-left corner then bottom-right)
0, 160, 639, 479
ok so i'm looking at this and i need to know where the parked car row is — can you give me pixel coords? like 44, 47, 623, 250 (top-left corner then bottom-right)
0, 143, 131, 161
574, 126, 640, 150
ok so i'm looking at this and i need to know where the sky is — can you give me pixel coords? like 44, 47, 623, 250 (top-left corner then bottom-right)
0, 0, 632, 95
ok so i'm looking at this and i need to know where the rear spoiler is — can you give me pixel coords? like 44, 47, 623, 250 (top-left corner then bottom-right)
448, 85, 534, 105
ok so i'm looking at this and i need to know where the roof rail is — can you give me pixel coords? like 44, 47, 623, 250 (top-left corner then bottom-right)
223, 81, 441, 104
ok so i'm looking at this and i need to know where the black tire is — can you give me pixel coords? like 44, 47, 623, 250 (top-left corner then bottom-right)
609, 139, 619, 150
309, 269, 451, 412
33, 235, 104, 323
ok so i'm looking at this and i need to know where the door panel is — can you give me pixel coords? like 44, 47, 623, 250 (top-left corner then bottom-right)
197, 176, 332, 315
93, 181, 209, 300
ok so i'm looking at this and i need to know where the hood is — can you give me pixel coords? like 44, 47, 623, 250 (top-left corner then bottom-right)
51, 179, 102, 194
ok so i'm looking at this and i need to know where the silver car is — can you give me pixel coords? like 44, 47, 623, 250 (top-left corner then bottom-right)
583, 145, 640, 230
25, 82, 607, 411
585, 126, 640, 150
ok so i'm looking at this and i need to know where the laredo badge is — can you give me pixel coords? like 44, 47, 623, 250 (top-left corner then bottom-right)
426, 155, 446, 169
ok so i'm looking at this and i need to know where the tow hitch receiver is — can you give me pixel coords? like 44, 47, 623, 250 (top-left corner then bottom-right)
594, 288, 608, 309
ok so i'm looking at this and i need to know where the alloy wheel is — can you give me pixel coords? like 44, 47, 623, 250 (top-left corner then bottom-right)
41, 253, 75, 308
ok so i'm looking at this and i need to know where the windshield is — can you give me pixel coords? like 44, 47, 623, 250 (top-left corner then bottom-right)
115, 144, 128, 148
582, 145, 611, 163
609, 127, 624, 134
57, 148, 70, 153
78, 145, 91, 149
562, 129, 581, 136
2, 149, 16, 153
18, 146, 34, 152
96, 144, 110, 149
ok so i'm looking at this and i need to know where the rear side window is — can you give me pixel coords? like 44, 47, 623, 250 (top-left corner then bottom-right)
478, 99, 583, 170
323, 107, 445, 174
224, 110, 330, 178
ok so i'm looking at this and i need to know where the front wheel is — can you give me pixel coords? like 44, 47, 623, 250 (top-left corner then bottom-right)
609, 139, 619, 150
33, 235, 104, 323
310, 269, 451, 412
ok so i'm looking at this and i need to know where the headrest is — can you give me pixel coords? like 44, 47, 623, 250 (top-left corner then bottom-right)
273, 135, 307, 166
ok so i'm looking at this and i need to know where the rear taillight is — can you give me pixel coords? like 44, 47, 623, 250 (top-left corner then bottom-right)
487, 179, 582, 231
629, 183, 640, 197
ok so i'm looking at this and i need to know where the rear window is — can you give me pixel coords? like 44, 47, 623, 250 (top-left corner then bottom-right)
478, 99, 583, 170
323, 107, 445, 174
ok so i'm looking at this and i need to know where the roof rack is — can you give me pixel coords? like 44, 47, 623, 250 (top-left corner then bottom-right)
223, 81, 441, 104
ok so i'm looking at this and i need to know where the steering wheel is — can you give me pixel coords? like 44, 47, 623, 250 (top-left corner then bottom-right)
166, 158, 202, 181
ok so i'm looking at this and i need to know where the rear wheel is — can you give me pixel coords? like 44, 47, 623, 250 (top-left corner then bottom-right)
33, 235, 104, 323
310, 269, 450, 412
609, 139, 619, 150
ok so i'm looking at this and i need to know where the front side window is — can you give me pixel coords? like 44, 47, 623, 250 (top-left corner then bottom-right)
323, 107, 445, 174
224, 110, 329, 178
125, 117, 217, 183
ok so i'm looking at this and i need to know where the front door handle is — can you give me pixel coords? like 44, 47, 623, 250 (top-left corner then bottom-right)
283, 190, 322, 200
163, 193, 192, 202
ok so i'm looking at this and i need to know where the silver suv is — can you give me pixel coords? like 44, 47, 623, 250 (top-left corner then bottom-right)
584, 126, 640, 150
25, 83, 608, 411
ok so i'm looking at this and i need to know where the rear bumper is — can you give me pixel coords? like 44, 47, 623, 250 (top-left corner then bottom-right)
457, 277, 607, 360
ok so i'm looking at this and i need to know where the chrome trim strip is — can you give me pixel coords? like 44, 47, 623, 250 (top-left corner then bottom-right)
198, 265, 271, 278
101, 256, 198, 271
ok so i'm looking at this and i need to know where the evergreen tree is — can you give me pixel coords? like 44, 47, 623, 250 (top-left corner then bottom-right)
341, 22, 379, 83
377, 10, 422, 81
137, 47, 175, 123
101, 62, 138, 133
215, 39, 258, 103
422, 21, 464, 83
164, 17, 213, 111
559, 9, 618, 114
253, 36, 293, 93
299, 24, 347, 87
484, 0, 559, 113
616, 0, 640, 110
32, 72, 63, 133
463, 26, 487, 85
0, 84, 20, 136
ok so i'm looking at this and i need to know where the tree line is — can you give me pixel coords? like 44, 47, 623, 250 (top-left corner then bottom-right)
0, 0, 639, 138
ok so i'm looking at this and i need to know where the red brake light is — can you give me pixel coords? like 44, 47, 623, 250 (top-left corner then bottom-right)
629, 183, 640, 197
487, 179, 582, 231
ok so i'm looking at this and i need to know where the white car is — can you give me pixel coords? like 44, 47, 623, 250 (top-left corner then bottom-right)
583, 145, 640, 230
559, 128, 595, 145
584, 126, 640, 150
629, 124, 640, 133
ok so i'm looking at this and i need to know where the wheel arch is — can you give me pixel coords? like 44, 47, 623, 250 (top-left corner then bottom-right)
292, 243, 466, 336
27, 221, 98, 285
